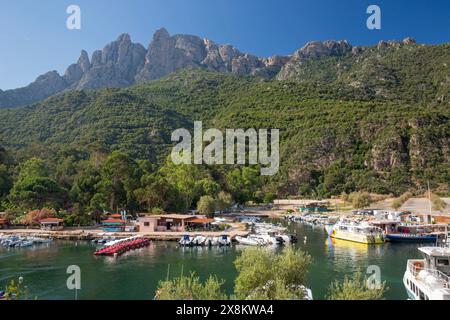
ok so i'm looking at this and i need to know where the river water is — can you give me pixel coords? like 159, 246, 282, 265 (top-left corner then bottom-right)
0, 219, 423, 300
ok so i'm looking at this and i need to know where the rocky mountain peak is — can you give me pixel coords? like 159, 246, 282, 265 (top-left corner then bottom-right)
153, 28, 170, 41
77, 50, 91, 73
294, 40, 353, 59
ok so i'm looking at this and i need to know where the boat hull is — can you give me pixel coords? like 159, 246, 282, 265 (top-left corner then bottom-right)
386, 234, 437, 243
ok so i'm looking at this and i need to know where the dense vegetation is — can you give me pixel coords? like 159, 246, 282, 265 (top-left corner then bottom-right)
0, 42, 448, 219
155, 247, 387, 300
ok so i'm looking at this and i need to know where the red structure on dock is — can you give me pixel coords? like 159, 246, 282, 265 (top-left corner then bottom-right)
94, 237, 150, 256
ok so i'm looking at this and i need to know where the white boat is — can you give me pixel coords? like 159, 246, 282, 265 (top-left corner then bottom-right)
235, 236, 260, 246
179, 235, 193, 246
192, 235, 207, 246
218, 235, 231, 246
251, 234, 280, 245
205, 236, 219, 246
403, 246, 450, 300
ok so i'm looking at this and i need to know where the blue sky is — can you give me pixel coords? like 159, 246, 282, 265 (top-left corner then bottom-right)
0, 0, 449, 90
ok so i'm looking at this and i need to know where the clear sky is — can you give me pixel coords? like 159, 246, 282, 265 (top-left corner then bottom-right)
0, 0, 449, 90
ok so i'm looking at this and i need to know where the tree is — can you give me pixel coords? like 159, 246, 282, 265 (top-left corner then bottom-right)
160, 155, 204, 212
234, 247, 312, 300
135, 175, 182, 212
216, 191, 233, 212
225, 167, 261, 204
155, 272, 227, 300
327, 272, 387, 300
0, 163, 12, 198
9, 158, 66, 210
197, 195, 216, 217
98, 151, 138, 212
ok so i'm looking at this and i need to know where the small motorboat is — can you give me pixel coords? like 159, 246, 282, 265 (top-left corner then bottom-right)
192, 235, 207, 246
179, 235, 193, 246
278, 234, 298, 243
235, 236, 260, 246
218, 235, 231, 246
205, 237, 219, 246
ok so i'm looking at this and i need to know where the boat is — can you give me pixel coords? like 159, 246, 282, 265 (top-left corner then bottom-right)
192, 235, 207, 246
179, 235, 193, 246
235, 236, 261, 246
325, 222, 385, 244
278, 234, 298, 243
205, 236, 219, 246
252, 233, 282, 245
218, 235, 231, 246
386, 233, 437, 243
403, 245, 450, 300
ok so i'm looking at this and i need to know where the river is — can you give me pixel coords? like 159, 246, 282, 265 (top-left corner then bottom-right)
0, 219, 423, 300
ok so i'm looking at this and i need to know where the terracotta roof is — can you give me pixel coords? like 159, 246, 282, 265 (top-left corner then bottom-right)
187, 218, 215, 224
40, 218, 64, 223
159, 214, 196, 220
109, 214, 122, 218
102, 219, 126, 224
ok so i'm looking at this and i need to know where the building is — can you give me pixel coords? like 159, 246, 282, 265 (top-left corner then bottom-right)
101, 219, 126, 232
137, 215, 214, 232
40, 218, 64, 231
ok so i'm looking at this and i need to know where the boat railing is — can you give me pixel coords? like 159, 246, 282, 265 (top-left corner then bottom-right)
407, 260, 450, 289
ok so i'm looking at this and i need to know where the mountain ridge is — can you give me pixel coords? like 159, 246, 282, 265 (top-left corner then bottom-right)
1, 28, 440, 109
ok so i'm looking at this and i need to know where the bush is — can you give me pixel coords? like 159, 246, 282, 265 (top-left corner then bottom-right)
327, 272, 388, 300
391, 192, 413, 210
155, 272, 227, 300
349, 192, 372, 209
234, 247, 312, 300
430, 193, 447, 211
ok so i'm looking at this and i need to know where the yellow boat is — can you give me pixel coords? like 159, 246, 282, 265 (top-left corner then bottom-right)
325, 222, 385, 244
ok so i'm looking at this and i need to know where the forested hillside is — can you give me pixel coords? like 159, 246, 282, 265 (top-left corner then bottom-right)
0, 40, 448, 221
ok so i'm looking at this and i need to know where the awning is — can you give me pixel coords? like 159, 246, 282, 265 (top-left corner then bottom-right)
187, 218, 215, 224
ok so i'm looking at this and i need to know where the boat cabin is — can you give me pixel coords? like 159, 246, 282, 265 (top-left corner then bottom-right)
419, 247, 450, 277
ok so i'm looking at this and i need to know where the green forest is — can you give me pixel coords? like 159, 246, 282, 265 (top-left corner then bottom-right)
0, 42, 448, 224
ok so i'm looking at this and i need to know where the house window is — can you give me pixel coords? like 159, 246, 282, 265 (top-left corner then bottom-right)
144, 222, 149, 227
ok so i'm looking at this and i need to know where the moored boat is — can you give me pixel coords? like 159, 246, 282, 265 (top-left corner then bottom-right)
403, 245, 450, 300
325, 222, 385, 244
235, 236, 260, 246
386, 233, 437, 243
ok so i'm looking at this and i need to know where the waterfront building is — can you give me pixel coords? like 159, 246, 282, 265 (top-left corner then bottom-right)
101, 219, 126, 232
137, 215, 214, 232
40, 218, 64, 231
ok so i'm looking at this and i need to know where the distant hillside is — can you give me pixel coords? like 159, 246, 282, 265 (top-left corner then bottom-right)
1, 28, 448, 108
0, 69, 448, 196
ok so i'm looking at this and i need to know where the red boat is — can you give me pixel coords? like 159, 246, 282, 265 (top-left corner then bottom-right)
94, 237, 150, 256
